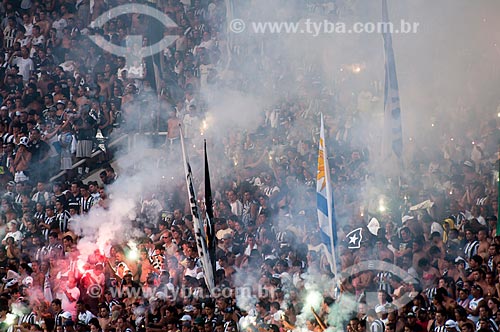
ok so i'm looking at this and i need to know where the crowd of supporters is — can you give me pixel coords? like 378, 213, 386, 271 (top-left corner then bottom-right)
0, 1, 497, 332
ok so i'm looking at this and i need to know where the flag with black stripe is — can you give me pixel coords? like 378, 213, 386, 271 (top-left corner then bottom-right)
204, 140, 217, 283
179, 125, 216, 295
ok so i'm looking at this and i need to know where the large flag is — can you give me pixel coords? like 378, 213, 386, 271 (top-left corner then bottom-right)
382, 0, 403, 161
316, 114, 337, 276
179, 126, 216, 295
204, 140, 217, 283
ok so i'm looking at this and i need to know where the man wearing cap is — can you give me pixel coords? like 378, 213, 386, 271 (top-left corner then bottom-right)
193, 317, 205, 331
183, 256, 200, 279
180, 314, 192, 325
444, 320, 459, 332
406, 312, 424, 332
214, 319, 225, 332
63, 319, 75, 332
222, 307, 236, 331
55, 99, 66, 118
374, 305, 388, 330
415, 309, 428, 331
467, 284, 484, 323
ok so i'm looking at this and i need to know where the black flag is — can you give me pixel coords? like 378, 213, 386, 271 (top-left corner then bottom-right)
204, 140, 217, 284
179, 126, 216, 295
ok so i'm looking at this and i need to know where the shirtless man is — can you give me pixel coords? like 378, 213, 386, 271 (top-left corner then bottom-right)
375, 238, 394, 263
412, 237, 429, 268
477, 228, 491, 261
165, 109, 180, 148
52, 83, 66, 102
96, 72, 111, 101
35, 11, 52, 36
75, 86, 89, 107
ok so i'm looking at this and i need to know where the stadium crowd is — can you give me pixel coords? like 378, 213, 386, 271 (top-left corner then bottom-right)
0, 1, 497, 332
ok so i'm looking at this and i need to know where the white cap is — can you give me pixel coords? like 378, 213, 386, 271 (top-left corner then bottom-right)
180, 315, 192, 321
401, 215, 414, 223
155, 292, 167, 301
445, 320, 458, 329
61, 312, 72, 319
22, 276, 33, 286
375, 305, 387, 314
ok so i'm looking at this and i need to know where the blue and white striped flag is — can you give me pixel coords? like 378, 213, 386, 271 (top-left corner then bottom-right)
316, 114, 337, 276
382, 0, 403, 161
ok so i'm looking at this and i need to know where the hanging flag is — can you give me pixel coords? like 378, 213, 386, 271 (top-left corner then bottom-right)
367, 217, 381, 236
382, 0, 403, 161
345, 228, 363, 249
204, 140, 217, 283
179, 126, 216, 295
316, 114, 338, 276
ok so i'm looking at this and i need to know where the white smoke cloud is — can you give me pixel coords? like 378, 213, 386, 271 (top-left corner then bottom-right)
72, 138, 184, 262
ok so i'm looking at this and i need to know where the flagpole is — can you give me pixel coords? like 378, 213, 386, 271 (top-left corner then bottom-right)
311, 307, 327, 331
179, 125, 216, 296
